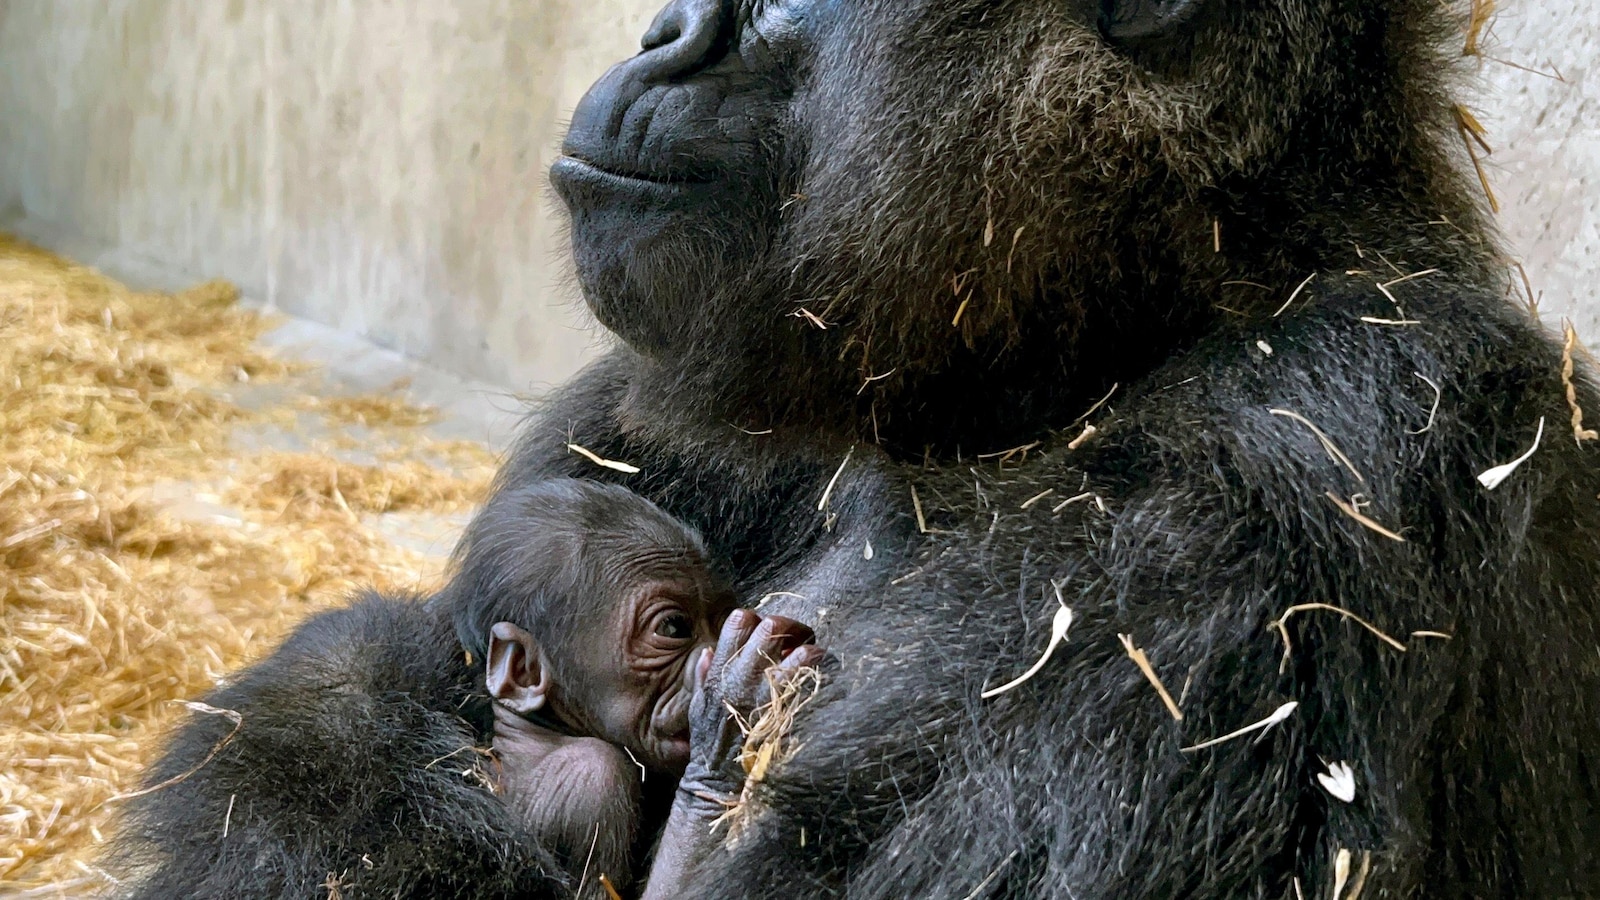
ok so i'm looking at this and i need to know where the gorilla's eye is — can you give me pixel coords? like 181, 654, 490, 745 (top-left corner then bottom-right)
653, 611, 695, 640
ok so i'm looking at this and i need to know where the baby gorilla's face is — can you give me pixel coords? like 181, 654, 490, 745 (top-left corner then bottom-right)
550, 569, 736, 774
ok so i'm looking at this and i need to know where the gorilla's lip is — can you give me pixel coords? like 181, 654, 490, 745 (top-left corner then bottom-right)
551, 155, 707, 194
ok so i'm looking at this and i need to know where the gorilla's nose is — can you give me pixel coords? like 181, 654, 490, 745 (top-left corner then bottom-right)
557, 0, 752, 186
636, 0, 731, 82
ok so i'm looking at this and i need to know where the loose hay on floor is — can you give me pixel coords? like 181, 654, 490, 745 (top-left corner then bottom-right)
0, 235, 498, 893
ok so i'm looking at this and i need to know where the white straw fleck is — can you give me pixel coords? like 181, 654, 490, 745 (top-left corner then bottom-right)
1180, 701, 1298, 752
981, 585, 1074, 699
1477, 417, 1545, 490
1317, 760, 1357, 803
565, 443, 642, 475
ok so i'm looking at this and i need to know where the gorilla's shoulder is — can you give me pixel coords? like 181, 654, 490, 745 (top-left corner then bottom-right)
1111, 274, 1587, 524
1157, 275, 1562, 423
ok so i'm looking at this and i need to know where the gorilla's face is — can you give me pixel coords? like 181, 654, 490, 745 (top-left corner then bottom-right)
551, 0, 1439, 441
551, 0, 811, 358
554, 0, 1205, 346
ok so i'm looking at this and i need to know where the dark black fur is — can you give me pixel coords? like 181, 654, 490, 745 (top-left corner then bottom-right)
701, 282, 1600, 897
114, 0, 1600, 895
108, 593, 570, 899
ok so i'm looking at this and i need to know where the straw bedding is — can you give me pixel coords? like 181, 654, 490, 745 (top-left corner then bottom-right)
0, 235, 497, 894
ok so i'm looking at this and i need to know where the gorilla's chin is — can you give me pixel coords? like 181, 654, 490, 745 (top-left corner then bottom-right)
552, 156, 721, 357
554, 153, 783, 366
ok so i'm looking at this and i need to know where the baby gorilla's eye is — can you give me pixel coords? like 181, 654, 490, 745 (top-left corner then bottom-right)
653, 612, 694, 641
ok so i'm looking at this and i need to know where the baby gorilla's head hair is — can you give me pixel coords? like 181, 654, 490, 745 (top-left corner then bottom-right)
448, 478, 714, 663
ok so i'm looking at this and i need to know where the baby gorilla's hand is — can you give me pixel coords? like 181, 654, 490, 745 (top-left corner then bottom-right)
679, 610, 824, 802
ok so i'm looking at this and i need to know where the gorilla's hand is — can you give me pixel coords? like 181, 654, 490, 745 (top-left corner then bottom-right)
681, 610, 822, 802
642, 612, 823, 898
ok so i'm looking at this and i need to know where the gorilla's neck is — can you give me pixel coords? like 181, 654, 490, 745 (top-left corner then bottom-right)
621, 156, 1498, 460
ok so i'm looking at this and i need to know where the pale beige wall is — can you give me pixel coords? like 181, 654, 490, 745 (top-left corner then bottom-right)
0, 0, 658, 391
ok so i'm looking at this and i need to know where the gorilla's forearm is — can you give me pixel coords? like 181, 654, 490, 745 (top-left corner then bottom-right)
110, 595, 570, 900
638, 791, 735, 900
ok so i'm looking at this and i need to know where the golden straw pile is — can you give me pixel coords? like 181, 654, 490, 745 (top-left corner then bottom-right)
0, 235, 498, 893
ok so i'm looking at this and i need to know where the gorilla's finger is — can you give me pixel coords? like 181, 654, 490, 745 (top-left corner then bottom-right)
687, 646, 715, 718
719, 616, 793, 703
711, 609, 761, 679
757, 614, 815, 655
778, 645, 825, 670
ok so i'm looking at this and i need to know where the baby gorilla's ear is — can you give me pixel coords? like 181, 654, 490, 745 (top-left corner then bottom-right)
486, 621, 552, 716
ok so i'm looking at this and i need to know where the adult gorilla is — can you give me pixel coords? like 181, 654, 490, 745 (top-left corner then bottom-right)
521, 0, 1600, 895
111, 0, 1600, 897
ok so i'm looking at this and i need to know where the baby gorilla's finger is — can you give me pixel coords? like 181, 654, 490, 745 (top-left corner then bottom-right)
717, 616, 802, 708
686, 646, 714, 719
757, 614, 815, 658
711, 609, 761, 681
768, 646, 826, 696
777, 644, 825, 670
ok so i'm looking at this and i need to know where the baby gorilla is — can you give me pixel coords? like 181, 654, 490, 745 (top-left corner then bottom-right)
111, 478, 820, 900
446, 477, 822, 898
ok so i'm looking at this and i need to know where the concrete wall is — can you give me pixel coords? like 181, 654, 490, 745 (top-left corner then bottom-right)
0, 0, 658, 393
1479, 1, 1600, 339
0, 2, 1594, 391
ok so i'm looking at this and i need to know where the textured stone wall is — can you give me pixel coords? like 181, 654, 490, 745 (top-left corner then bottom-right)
0, 2, 1593, 389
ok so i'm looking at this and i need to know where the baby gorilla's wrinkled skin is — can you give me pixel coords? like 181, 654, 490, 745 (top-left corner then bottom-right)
489, 613, 819, 898
464, 480, 823, 898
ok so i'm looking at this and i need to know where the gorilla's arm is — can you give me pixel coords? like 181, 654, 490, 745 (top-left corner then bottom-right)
489, 349, 918, 621
686, 280, 1600, 899
111, 594, 569, 900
